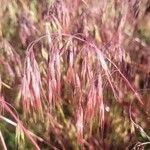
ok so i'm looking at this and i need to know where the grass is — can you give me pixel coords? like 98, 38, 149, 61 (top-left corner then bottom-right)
1, 0, 150, 149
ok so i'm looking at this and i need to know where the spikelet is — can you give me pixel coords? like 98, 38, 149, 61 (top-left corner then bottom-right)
76, 104, 83, 144
21, 47, 43, 118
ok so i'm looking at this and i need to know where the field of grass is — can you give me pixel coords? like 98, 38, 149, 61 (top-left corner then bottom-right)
1, 0, 150, 149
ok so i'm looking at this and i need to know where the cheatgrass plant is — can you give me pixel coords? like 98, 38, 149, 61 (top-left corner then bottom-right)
1, 0, 150, 149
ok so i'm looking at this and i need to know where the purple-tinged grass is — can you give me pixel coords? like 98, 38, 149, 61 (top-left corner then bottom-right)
21, 47, 43, 118
1, 0, 150, 149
